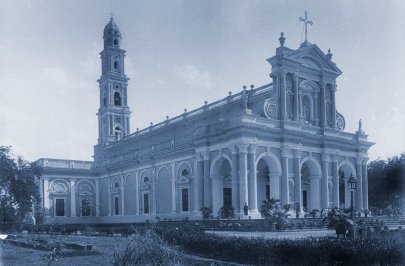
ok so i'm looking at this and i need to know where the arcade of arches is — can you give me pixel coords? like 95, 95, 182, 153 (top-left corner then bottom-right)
207, 145, 368, 217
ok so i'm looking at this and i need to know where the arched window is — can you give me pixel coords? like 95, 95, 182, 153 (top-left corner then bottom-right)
114, 92, 121, 106
113, 39, 119, 46
113, 61, 119, 72
115, 126, 122, 141
181, 169, 189, 177
302, 95, 311, 123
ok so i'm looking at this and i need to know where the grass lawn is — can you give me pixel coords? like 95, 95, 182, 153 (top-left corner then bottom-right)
0, 233, 241, 265
1, 235, 115, 266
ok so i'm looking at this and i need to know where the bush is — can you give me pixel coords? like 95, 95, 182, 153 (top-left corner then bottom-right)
111, 229, 184, 265
157, 225, 405, 265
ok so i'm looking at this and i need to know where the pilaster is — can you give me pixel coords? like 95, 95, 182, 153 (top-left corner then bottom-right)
293, 73, 300, 121
331, 84, 337, 128
171, 162, 176, 213
238, 144, 248, 212
280, 73, 286, 120
293, 150, 302, 210
231, 147, 240, 212
135, 171, 140, 215
280, 146, 289, 204
321, 154, 329, 209
120, 175, 125, 215
331, 154, 339, 208
362, 158, 369, 210
202, 152, 211, 208
356, 158, 363, 210
247, 145, 257, 212
70, 179, 76, 217
95, 180, 100, 217
43, 178, 50, 215
151, 168, 157, 214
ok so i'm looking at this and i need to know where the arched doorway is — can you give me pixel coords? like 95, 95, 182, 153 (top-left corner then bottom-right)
211, 157, 232, 216
338, 163, 356, 209
300, 159, 321, 211
256, 154, 282, 210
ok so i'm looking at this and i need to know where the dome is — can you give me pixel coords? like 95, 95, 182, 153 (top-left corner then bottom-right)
103, 18, 120, 37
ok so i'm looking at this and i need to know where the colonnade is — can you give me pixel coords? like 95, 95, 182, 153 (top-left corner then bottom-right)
41, 148, 369, 219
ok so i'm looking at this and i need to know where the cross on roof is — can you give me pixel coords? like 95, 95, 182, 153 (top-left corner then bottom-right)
110, 12, 114, 20
299, 10, 313, 43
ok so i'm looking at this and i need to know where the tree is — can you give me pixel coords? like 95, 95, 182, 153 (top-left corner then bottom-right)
0, 146, 42, 231
368, 154, 405, 214
260, 198, 290, 230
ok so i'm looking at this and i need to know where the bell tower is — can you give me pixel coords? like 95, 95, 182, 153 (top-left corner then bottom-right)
96, 17, 131, 147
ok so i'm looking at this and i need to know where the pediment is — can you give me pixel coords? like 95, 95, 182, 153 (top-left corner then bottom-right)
178, 176, 190, 183
285, 44, 342, 75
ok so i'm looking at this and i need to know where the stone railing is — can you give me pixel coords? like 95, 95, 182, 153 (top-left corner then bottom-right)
37, 158, 94, 169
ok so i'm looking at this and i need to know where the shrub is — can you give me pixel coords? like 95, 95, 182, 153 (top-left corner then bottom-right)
218, 206, 234, 219
200, 207, 211, 222
111, 229, 184, 265
156, 225, 405, 265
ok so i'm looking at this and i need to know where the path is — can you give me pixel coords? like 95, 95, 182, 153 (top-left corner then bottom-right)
205, 229, 336, 239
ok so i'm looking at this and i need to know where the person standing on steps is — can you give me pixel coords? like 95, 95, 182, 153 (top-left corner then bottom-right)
243, 203, 249, 219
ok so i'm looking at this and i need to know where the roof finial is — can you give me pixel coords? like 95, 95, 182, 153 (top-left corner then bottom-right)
299, 10, 313, 44
110, 12, 114, 21
279, 32, 285, 46
327, 48, 333, 60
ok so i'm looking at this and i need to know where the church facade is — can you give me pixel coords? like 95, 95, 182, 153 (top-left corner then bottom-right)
36, 18, 373, 224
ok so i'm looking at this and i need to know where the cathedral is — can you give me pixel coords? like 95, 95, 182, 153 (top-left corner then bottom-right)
37, 17, 373, 224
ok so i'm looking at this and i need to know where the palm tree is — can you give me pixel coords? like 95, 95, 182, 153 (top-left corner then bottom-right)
260, 198, 280, 219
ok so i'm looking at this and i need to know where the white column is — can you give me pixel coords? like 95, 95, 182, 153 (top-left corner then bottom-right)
293, 73, 300, 121
70, 179, 76, 217
135, 171, 140, 215
171, 163, 176, 213
120, 175, 125, 215
331, 84, 337, 128
280, 147, 289, 204
196, 157, 204, 210
356, 159, 363, 210
43, 178, 50, 216
321, 154, 329, 209
280, 73, 286, 119
107, 178, 111, 216
203, 153, 211, 208
231, 149, 239, 212
238, 144, 248, 212
193, 156, 200, 212
331, 155, 339, 208
95, 180, 100, 217
248, 145, 257, 212
310, 176, 321, 210
362, 161, 369, 210
320, 81, 327, 127
313, 93, 319, 126
212, 175, 221, 216
293, 151, 302, 210
151, 168, 157, 214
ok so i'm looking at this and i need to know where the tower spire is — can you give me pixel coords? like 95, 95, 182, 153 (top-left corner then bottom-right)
96, 17, 131, 147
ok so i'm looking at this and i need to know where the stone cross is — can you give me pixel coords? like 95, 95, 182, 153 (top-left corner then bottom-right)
299, 10, 313, 43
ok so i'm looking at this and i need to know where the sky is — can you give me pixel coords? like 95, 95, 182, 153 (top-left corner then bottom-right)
0, 0, 404, 162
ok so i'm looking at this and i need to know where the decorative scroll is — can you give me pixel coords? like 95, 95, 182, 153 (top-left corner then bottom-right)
263, 83, 280, 119
264, 101, 278, 119
336, 111, 345, 130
